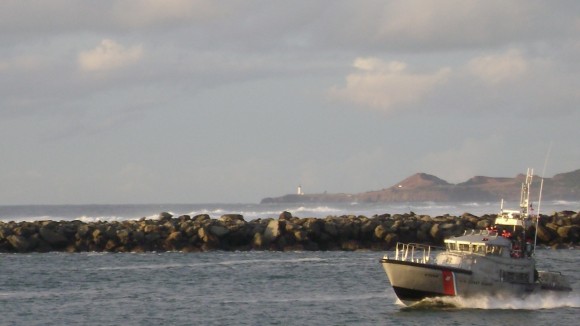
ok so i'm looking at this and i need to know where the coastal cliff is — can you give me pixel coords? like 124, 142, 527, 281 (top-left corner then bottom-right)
261, 169, 580, 204
0, 210, 578, 253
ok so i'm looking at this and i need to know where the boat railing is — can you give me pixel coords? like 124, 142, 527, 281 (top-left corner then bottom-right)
388, 242, 442, 264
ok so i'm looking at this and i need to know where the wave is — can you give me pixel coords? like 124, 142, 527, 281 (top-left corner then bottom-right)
94, 256, 326, 271
223, 291, 389, 304
404, 293, 580, 310
1, 201, 577, 223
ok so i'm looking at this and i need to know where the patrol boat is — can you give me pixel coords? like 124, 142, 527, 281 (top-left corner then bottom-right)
380, 169, 572, 306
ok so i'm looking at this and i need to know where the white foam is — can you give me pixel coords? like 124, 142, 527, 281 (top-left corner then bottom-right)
429, 293, 580, 310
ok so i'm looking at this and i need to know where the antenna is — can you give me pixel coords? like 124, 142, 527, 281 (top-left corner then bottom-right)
533, 142, 552, 255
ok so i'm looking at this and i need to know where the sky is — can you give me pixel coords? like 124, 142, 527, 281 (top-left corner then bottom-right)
0, 0, 579, 205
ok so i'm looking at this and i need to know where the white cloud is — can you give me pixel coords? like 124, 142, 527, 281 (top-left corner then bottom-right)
467, 49, 529, 84
330, 57, 450, 114
78, 39, 143, 72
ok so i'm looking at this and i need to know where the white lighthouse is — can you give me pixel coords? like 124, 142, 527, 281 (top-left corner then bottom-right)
297, 185, 304, 195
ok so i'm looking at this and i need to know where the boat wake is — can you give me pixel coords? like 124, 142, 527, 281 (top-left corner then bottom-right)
401, 293, 580, 310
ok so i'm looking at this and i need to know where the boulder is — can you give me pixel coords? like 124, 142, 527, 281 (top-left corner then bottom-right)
384, 233, 399, 248
279, 211, 293, 220
219, 214, 245, 223
360, 220, 378, 238
430, 223, 442, 241
194, 214, 211, 222
252, 232, 264, 248
263, 220, 283, 243
374, 225, 388, 239
293, 230, 308, 242
7, 235, 34, 252
39, 227, 69, 247
476, 219, 491, 229
302, 218, 323, 238
557, 225, 579, 242
535, 225, 555, 243
209, 225, 230, 238
116, 229, 131, 244
158, 212, 173, 222
323, 222, 339, 237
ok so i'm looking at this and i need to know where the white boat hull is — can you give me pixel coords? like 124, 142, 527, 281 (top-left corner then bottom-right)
381, 258, 570, 306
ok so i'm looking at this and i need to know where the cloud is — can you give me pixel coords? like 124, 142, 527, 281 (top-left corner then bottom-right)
375, 0, 554, 50
329, 57, 450, 114
78, 39, 143, 72
467, 49, 528, 84
111, 0, 232, 28
331, 47, 579, 119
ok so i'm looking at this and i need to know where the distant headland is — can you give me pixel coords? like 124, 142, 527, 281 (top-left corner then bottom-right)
261, 169, 580, 204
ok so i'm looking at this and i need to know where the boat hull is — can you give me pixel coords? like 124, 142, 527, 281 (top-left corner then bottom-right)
381, 259, 473, 305
379, 258, 553, 305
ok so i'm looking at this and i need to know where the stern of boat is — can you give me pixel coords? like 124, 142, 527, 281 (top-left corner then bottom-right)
538, 271, 572, 291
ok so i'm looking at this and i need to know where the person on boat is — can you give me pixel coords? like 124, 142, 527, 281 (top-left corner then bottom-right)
502, 229, 512, 239
511, 241, 522, 258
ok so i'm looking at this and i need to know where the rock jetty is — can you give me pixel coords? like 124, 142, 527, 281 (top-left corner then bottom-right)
0, 211, 578, 253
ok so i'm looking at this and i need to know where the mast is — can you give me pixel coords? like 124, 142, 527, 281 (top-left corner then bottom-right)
521, 169, 533, 256
534, 178, 544, 254
534, 143, 552, 255
520, 168, 533, 219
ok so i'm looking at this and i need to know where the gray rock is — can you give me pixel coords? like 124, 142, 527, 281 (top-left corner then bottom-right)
219, 214, 245, 223
323, 222, 339, 237
374, 225, 388, 239
7, 235, 34, 252
209, 225, 230, 238
158, 212, 173, 222
279, 211, 293, 220
39, 227, 68, 247
264, 220, 284, 243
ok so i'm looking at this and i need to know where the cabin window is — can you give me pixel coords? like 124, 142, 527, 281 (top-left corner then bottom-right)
446, 243, 457, 251
459, 244, 470, 252
485, 245, 503, 256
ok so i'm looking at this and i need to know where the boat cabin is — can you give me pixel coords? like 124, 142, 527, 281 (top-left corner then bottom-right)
444, 231, 512, 258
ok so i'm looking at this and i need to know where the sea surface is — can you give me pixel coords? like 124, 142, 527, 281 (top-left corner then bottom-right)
0, 200, 578, 223
0, 250, 578, 325
0, 202, 578, 325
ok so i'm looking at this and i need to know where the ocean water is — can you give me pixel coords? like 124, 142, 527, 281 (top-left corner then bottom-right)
0, 200, 578, 223
1, 202, 578, 325
0, 250, 578, 325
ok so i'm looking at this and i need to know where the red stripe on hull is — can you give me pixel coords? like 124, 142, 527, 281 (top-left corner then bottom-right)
442, 270, 456, 296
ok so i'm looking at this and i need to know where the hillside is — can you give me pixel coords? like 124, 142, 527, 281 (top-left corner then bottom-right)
260, 169, 580, 204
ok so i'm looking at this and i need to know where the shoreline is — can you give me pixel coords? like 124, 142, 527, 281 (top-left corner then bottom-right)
0, 211, 578, 253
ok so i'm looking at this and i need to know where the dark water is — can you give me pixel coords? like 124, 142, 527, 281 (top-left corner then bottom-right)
0, 250, 578, 325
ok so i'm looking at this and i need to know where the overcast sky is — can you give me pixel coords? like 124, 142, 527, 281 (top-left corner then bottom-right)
1, 0, 579, 205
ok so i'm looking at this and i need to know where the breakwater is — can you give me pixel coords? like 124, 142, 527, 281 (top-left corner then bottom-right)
0, 211, 578, 253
